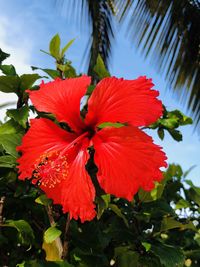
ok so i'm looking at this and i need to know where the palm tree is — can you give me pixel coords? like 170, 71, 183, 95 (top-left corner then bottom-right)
56, 0, 200, 129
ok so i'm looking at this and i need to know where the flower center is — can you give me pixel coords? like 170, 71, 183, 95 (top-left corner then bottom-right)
85, 127, 96, 139
32, 151, 69, 188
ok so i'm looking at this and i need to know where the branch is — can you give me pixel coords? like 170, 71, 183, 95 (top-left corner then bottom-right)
61, 213, 70, 259
0, 196, 5, 226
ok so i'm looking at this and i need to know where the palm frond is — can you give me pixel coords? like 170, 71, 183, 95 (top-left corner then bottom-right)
120, 0, 200, 129
56, 0, 115, 81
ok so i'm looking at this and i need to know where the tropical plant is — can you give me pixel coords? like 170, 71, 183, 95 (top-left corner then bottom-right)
0, 36, 198, 267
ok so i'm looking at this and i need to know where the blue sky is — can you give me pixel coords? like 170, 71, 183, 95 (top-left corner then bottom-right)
0, 0, 199, 184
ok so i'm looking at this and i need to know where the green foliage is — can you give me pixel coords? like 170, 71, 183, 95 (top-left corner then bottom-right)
0, 44, 199, 267
0, 119, 23, 157
149, 107, 193, 141
44, 226, 62, 244
7, 106, 29, 128
0, 48, 10, 63
0, 75, 20, 93
93, 54, 110, 79
3, 219, 35, 245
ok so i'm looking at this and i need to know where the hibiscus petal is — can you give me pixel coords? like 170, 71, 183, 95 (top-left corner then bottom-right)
27, 76, 91, 133
85, 76, 163, 127
92, 126, 167, 201
43, 139, 96, 222
17, 118, 77, 180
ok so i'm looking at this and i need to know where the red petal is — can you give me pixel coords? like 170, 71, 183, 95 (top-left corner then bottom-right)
17, 118, 77, 180
43, 139, 96, 222
92, 126, 167, 200
27, 76, 91, 133
85, 76, 163, 128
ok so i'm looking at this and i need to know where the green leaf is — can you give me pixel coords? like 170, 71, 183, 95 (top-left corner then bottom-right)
61, 38, 75, 57
108, 204, 129, 227
114, 246, 139, 267
44, 226, 62, 244
96, 194, 110, 219
151, 243, 185, 267
93, 54, 110, 79
0, 155, 16, 168
175, 199, 191, 209
98, 122, 125, 129
0, 64, 16, 75
138, 182, 165, 202
35, 194, 52, 206
6, 106, 29, 128
31, 66, 60, 79
4, 219, 35, 245
142, 242, 151, 252
49, 34, 61, 59
157, 128, 164, 140
0, 119, 23, 156
168, 129, 182, 142
0, 134, 22, 157
0, 75, 20, 93
0, 48, 10, 63
20, 74, 40, 91
161, 217, 196, 232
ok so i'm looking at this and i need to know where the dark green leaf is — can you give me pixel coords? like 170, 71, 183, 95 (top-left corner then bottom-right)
6, 106, 29, 128
20, 74, 40, 91
151, 243, 185, 267
168, 129, 182, 142
31, 66, 60, 79
115, 246, 139, 267
0, 64, 16, 75
0, 75, 20, 93
0, 119, 23, 156
161, 217, 196, 232
0, 155, 16, 168
96, 194, 110, 219
158, 128, 164, 140
108, 204, 129, 227
4, 219, 35, 245
0, 48, 10, 64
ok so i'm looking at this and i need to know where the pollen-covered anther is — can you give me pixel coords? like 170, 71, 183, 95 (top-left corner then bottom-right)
33, 151, 69, 188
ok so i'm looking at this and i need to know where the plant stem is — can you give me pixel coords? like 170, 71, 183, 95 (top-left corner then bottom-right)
0, 196, 5, 226
61, 213, 70, 259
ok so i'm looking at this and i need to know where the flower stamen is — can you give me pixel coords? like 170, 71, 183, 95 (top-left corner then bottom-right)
32, 151, 69, 188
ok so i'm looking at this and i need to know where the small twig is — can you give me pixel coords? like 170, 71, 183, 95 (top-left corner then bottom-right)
61, 213, 70, 259
0, 196, 5, 226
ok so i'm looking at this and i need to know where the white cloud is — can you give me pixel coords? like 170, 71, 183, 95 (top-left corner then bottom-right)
0, 15, 34, 120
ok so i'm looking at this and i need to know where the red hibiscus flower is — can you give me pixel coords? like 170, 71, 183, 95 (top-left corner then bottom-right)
17, 76, 167, 222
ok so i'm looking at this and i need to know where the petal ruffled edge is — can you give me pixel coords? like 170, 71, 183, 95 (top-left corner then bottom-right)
92, 126, 167, 201
28, 76, 91, 133
85, 76, 163, 128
